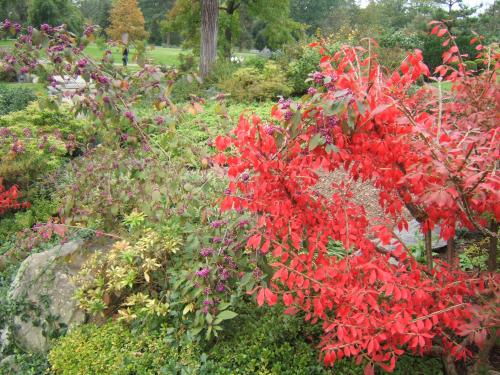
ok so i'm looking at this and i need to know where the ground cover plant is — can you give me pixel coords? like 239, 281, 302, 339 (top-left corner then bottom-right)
0, 12, 498, 375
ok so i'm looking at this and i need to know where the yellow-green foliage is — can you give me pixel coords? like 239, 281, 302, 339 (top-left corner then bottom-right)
49, 321, 200, 375
0, 103, 87, 189
459, 238, 498, 271
74, 228, 181, 321
218, 62, 292, 102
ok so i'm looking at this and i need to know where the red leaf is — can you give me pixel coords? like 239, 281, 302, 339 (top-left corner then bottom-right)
437, 29, 447, 37
215, 135, 230, 151
257, 288, 265, 306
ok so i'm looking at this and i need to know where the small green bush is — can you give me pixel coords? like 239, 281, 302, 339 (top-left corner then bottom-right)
49, 321, 201, 375
286, 46, 322, 94
0, 103, 88, 190
0, 197, 58, 240
170, 76, 203, 103
0, 85, 37, 115
205, 59, 239, 85
218, 61, 292, 101
244, 56, 268, 71
202, 304, 348, 375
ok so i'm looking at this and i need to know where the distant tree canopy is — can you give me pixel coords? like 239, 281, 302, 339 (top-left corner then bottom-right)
107, 0, 149, 42
28, 0, 84, 33
0, 0, 29, 24
75, 0, 112, 31
165, 0, 302, 55
138, 0, 175, 45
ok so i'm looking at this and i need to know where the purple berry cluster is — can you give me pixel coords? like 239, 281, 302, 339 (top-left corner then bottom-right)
316, 115, 340, 144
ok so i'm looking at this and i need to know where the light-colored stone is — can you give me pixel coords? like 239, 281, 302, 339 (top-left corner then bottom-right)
5, 240, 94, 353
379, 219, 447, 251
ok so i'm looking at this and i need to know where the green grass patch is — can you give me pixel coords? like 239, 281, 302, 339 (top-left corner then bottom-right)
0, 82, 46, 95
0, 40, 257, 68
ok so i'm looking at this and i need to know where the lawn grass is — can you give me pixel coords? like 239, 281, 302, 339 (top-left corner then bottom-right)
0, 82, 46, 95
0, 39, 257, 67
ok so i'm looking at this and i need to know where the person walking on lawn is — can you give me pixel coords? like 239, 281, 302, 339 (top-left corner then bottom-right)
122, 46, 129, 66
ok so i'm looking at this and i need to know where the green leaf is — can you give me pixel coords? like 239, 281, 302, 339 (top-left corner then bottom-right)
325, 144, 339, 154
215, 310, 238, 322
205, 313, 213, 324
152, 189, 161, 203
309, 134, 325, 151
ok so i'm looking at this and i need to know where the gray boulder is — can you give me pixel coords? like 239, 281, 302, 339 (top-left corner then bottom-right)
378, 219, 447, 252
4, 240, 95, 353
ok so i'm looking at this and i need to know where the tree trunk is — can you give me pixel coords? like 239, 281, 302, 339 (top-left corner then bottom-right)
224, 22, 233, 58
447, 238, 455, 266
200, 0, 219, 78
223, 0, 237, 58
488, 220, 497, 272
425, 230, 433, 270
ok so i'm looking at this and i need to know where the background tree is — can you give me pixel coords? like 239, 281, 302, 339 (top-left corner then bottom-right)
107, 0, 149, 42
290, 0, 344, 34
75, 0, 113, 31
165, 0, 301, 57
200, 0, 219, 77
138, 0, 174, 45
28, 0, 84, 33
0, 0, 29, 24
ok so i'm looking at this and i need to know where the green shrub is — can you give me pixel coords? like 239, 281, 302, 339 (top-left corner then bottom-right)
0, 85, 37, 115
391, 355, 443, 375
464, 60, 478, 71
205, 59, 239, 85
178, 52, 199, 72
0, 103, 88, 190
74, 228, 180, 320
202, 304, 347, 375
244, 56, 268, 71
170, 76, 203, 103
286, 46, 322, 94
218, 61, 292, 101
49, 321, 201, 375
0, 197, 58, 240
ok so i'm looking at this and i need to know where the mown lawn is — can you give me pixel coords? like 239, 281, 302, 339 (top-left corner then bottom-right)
0, 82, 46, 95
0, 39, 256, 67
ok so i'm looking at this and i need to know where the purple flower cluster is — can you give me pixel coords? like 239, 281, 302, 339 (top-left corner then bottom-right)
77, 59, 88, 69
316, 115, 340, 144
264, 124, 275, 135
40, 24, 52, 34
210, 220, 227, 229
200, 247, 214, 257
155, 116, 165, 125
1, 19, 19, 33
83, 25, 95, 37
253, 267, 263, 279
0, 127, 11, 138
212, 236, 222, 244
11, 140, 25, 154
196, 267, 211, 278
278, 97, 292, 110
308, 87, 317, 95
218, 267, 230, 281
124, 111, 135, 122
216, 282, 225, 292
312, 71, 324, 84
2, 19, 11, 31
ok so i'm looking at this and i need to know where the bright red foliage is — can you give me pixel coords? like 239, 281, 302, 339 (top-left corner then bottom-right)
0, 178, 30, 215
216, 22, 499, 371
